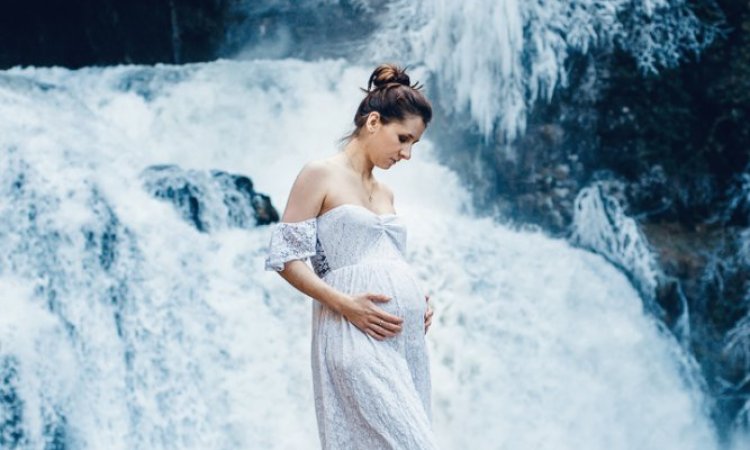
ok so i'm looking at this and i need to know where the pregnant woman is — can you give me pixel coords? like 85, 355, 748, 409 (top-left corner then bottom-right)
265, 63, 437, 449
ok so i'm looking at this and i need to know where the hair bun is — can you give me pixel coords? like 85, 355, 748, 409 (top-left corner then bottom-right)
367, 64, 412, 91
346, 63, 432, 142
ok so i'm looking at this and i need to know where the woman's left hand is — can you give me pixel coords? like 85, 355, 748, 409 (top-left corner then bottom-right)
424, 294, 433, 335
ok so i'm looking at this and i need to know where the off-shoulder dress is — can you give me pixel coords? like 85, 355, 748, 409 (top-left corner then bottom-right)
265, 204, 437, 450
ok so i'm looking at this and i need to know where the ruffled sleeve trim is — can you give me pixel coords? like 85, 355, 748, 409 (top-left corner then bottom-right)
264, 218, 317, 271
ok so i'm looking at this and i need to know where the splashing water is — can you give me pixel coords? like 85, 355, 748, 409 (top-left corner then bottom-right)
0, 58, 723, 449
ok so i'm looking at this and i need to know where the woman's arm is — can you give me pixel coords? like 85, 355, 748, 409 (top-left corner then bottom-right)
272, 162, 403, 340
277, 259, 348, 313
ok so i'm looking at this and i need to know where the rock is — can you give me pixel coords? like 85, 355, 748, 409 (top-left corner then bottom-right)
141, 164, 278, 232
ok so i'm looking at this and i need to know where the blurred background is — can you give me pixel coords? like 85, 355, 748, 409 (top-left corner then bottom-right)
1, 1, 749, 449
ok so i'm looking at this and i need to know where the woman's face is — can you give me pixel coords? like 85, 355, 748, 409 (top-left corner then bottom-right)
365, 113, 426, 169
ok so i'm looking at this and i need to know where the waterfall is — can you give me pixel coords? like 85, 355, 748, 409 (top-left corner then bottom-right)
0, 58, 721, 448
368, 0, 719, 140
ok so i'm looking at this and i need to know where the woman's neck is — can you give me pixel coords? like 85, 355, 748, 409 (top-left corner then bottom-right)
343, 139, 374, 180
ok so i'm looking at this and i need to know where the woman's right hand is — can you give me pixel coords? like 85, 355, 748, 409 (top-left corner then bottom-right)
340, 293, 403, 341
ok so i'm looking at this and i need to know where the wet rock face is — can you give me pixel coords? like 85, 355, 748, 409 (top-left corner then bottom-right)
501, 122, 585, 233
141, 165, 278, 232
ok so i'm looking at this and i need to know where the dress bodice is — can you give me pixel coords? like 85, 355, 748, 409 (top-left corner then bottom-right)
264, 204, 408, 278
315, 204, 407, 273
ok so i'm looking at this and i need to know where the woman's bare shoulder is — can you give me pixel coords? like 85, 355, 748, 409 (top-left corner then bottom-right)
282, 158, 340, 221
298, 155, 351, 184
299, 156, 343, 177
292, 159, 334, 185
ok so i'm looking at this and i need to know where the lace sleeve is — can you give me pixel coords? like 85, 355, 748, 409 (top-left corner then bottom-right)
264, 218, 317, 271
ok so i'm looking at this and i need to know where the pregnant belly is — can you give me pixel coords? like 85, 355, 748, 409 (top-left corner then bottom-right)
323, 259, 427, 324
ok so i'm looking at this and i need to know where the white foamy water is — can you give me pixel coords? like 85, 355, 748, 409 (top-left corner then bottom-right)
0, 59, 719, 449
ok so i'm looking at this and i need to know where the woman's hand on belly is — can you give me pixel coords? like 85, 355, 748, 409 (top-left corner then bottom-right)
340, 293, 404, 341
424, 294, 434, 335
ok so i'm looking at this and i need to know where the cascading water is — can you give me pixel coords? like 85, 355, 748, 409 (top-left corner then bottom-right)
369, 0, 719, 140
0, 58, 722, 449
1, 0, 740, 448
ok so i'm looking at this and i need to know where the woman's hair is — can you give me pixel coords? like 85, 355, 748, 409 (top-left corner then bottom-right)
344, 64, 432, 141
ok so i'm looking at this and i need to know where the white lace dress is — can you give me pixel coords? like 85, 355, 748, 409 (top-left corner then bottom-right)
265, 204, 437, 450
